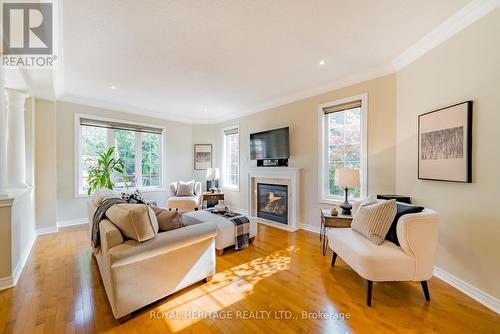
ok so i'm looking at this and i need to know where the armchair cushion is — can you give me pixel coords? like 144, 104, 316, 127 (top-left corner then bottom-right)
176, 180, 195, 196
351, 199, 397, 245
386, 203, 424, 246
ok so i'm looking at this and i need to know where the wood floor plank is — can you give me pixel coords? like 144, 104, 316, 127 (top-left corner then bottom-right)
0, 224, 498, 333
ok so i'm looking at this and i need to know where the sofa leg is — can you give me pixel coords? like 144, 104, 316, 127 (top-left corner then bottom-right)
366, 280, 373, 306
249, 237, 255, 245
216, 249, 224, 256
421, 281, 431, 301
205, 275, 213, 282
331, 252, 337, 267
118, 314, 131, 323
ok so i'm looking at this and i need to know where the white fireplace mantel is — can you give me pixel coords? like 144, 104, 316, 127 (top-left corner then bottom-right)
248, 167, 300, 232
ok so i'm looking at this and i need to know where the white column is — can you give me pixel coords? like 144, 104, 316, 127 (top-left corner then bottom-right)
5, 89, 29, 188
0, 64, 7, 193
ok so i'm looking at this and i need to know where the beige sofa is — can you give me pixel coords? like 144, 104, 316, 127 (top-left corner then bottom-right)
88, 199, 217, 320
328, 200, 439, 306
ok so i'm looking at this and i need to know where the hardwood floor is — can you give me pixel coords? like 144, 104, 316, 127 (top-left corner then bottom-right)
0, 224, 498, 333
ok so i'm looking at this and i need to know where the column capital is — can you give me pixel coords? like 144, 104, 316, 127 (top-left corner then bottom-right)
5, 89, 29, 107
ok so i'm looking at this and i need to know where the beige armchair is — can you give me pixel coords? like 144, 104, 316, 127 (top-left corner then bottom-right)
166, 181, 202, 212
328, 201, 439, 306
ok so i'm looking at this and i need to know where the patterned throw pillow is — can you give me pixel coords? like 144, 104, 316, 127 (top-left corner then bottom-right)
176, 180, 195, 196
351, 199, 397, 245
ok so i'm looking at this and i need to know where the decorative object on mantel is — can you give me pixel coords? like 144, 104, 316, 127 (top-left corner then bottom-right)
206, 168, 220, 192
334, 168, 360, 215
418, 101, 472, 182
194, 144, 212, 170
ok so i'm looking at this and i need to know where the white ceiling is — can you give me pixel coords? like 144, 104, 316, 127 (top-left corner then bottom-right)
60, 0, 472, 123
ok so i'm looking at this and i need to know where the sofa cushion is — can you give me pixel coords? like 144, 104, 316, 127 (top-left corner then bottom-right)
328, 228, 415, 281
150, 205, 183, 232
176, 180, 195, 196
386, 203, 425, 246
91, 188, 121, 207
351, 199, 397, 245
106, 204, 159, 242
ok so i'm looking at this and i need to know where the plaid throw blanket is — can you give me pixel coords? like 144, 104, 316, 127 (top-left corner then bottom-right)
230, 215, 250, 250
209, 210, 250, 250
91, 197, 126, 248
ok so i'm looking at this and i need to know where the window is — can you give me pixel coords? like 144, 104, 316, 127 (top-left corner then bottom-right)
222, 126, 240, 190
76, 115, 163, 195
319, 94, 367, 202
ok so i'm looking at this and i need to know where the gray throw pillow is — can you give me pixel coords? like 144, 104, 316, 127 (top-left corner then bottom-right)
351, 199, 397, 245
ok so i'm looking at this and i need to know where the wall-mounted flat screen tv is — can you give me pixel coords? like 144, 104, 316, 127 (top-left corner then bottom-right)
250, 127, 289, 160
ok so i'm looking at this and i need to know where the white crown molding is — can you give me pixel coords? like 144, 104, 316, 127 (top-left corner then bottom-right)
433, 266, 500, 315
58, 94, 195, 124
392, 0, 500, 70
212, 64, 394, 124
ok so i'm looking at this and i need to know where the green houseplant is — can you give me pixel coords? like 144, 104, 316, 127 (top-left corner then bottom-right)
87, 147, 129, 195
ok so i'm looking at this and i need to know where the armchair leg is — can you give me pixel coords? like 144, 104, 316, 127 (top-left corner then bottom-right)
366, 280, 373, 306
331, 252, 337, 267
421, 281, 431, 301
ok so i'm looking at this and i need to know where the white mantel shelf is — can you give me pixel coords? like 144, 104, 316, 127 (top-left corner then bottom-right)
248, 167, 300, 232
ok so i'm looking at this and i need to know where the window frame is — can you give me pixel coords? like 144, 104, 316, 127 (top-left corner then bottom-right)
318, 94, 368, 204
221, 124, 240, 192
74, 113, 166, 198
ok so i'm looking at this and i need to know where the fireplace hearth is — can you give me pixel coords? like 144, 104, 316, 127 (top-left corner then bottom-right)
257, 183, 288, 224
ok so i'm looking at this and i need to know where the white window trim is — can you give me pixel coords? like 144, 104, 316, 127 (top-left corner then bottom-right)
317, 93, 368, 204
74, 113, 167, 198
221, 124, 240, 192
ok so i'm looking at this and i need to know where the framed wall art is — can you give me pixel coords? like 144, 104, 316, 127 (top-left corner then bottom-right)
194, 144, 212, 170
418, 101, 472, 182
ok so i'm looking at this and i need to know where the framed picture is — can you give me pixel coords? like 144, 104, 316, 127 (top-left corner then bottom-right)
418, 101, 472, 182
194, 144, 212, 170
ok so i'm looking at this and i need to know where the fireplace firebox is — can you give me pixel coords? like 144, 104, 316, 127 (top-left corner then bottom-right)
257, 183, 288, 224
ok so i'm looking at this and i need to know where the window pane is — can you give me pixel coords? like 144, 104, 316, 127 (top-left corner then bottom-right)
142, 133, 161, 187
114, 129, 136, 188
327, 106, 361, 198
224, 131, 239, 188
81, 125, 107, 192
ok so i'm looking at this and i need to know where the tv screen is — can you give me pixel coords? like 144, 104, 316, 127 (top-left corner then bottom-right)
250, 127, 289, 160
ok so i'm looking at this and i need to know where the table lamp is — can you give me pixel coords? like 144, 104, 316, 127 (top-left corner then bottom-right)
206, 168, 220, 193
335, 168, 360, 215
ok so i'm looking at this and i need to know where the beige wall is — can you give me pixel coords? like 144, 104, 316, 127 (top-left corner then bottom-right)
396, 9, 500, 298
192, 124, 218, 192
215, 74, 397, 227
35, 99, 57, 229
55, 101, 194, 221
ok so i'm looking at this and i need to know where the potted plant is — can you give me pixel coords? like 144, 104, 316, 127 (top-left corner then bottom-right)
87, 147, 129, 195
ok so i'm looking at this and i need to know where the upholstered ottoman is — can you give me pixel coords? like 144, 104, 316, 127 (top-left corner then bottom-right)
182, 210, 257, 255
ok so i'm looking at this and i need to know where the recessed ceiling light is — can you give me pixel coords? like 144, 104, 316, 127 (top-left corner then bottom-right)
319, 60, 326, 66
110, 85, 117, 90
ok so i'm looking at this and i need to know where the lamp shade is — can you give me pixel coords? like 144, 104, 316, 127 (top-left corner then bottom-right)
334, 168, 360, 188
206, 168, 220, 179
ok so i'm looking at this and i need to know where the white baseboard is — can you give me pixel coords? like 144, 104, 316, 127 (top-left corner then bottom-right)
0, 231, 37, 291
57, 217, 88, 228
36, 226, 58, 235
433, 266, 499, 315
299, 223, 321, 234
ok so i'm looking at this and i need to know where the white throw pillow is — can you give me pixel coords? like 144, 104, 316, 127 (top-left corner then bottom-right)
176, 180, 195, 196
351, 199, 397, 245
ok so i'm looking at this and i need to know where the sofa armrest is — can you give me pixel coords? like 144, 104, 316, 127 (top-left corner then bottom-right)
396, 209, 439, 281
100, 219, 125, 250
109, 222, 217, 267
194, 182, 202, 196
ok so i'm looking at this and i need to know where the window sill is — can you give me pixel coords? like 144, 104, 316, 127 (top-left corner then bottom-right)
319, 197, 361, 206
75, 187, 167, 199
